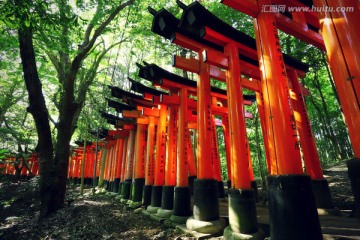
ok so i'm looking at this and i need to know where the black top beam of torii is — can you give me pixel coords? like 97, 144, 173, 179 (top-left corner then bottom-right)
100, 111, 135, 126
106, 98, 136, 112
88, 129, 110, 139
108, 78, 169, 106
137, 62, 256, 102
148, 1, 309, 74
128, 77, 169, 96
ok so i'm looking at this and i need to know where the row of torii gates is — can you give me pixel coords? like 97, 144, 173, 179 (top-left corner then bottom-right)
68, 0, 360, 239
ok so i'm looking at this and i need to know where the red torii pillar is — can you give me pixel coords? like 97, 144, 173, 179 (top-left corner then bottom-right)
210, 98, 225, 198
157, 101, 177, 217
171, 88, 192, 222
74, 149, 83, 183
314, 0, 360, 157
109, 140, 118, 191
288, 69, 335, 210
30, 153, 40, 176
119, 134, 128, 195
254, 1, 322, 238
114, 129, 129, 193
114, 136, 126, 193
203, 42, 259, 236
143, 114, 157, 206
147, 104, 167, 212
130, 121, 147, 206
119, 111, 149, 203
120, 125, 136, 202
187, 52, 224, 231
313, 0, 360, 219
104, 143, 113, 189
168, 51, 222, 226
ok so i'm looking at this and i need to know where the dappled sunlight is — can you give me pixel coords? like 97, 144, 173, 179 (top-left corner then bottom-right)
82, 200, 111, 206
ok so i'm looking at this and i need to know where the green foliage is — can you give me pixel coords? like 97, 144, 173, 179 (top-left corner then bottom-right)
0, 0, 353, 179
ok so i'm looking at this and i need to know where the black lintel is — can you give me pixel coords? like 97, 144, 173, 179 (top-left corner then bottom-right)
137, 62, 255, 102
149, 7, 222, 51
106, 98, 136, 112
100, 111, 134, 126
75, 140, 93, 147
88, 128, 109, 139
128, 78, 168, 96
108, 85, 144, 100
177, 1, 309, 73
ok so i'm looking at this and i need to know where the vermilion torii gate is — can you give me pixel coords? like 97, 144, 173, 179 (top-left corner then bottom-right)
222, 0, 360, 225
137, 61, 256, 222
66, 0, 358, 239
148, 2, 332, 238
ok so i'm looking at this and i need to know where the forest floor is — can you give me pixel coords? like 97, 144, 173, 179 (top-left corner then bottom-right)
0, 161, 357, 240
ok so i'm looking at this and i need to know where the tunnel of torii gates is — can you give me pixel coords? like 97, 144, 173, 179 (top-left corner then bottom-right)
65, 0, 360, 239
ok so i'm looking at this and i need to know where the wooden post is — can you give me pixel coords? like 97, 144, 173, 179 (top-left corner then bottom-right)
254, 9, 303, 175
224, 42, 251, 189
165, 106, 177, 187
145, 116, 156, 186
313, 0, 360, 157
197, 54, 214, 179
177, 88, 189, 187
254, 1, 322, 238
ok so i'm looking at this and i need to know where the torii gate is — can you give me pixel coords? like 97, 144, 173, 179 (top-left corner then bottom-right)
148, 0, 330, 238
222, 0, 360, 224
138, 62, 256, 223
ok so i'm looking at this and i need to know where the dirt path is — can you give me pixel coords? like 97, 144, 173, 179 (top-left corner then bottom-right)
0, 161, 357, 240
0, 178, 191, 240
323, 162, 355, 212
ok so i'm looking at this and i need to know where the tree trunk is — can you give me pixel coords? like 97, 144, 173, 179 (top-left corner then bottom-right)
17, 23, 56, 218
322, 53, 342, 108
313, 74, 344, 159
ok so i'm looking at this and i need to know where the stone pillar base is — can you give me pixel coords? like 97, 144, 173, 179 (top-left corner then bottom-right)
223, 226, 265, 240
186, 216, 226, 234
268, 174, 323, 240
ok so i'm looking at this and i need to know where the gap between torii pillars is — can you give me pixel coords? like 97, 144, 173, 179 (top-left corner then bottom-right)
313, 0, 360, 220
288, 69, 335, 210
254, 1, 322, 239
221, 115, 232, 189
186, 127, 197, 192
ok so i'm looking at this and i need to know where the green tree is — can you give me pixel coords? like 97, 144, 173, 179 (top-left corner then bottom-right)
0, 0, 134, 217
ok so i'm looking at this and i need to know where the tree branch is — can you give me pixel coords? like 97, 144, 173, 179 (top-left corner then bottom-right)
78, 0, 134, 62
45, 50, 61, 75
